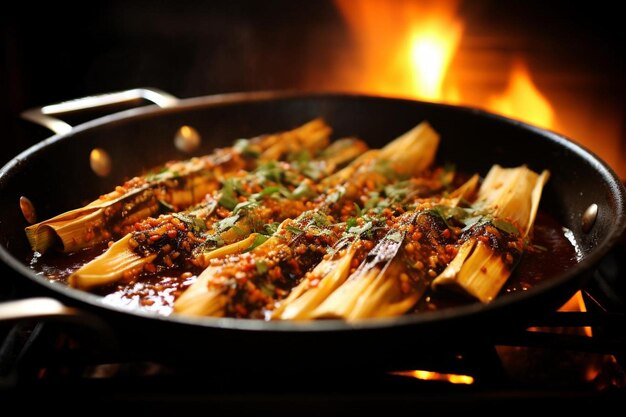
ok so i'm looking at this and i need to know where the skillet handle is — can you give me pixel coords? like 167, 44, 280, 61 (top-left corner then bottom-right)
0, 297, 84, 322
20, 87, 179, 135
0, 297, 118, 350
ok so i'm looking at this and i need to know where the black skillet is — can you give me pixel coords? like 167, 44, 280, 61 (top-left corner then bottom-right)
1, 89, 624, 370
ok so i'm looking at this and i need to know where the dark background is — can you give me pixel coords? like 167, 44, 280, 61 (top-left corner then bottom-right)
2, 0, 624, 167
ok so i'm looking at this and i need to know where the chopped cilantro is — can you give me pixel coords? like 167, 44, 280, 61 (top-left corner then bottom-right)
328, 221, 375, 256
255, 161, 284, 183
301, 161, 325, 180
461, 215, 486, 231
428, 205, 476, 229
255, 261, 268, 275
232, 186, 283, 214
233, 138, 248, 152
256, 186, 281, 197
218, 179, 241, 210
427, 206, 453, 229
364, 191, 382, 210
203, 234, 224, 248
348, 221, 373, 236
286, 225, 304, 235
315, 229, 334, 236
312, 212, 329, 227
193, 217, 207, 233
289, 182, 318, 200
384, 181, 410, 202
264, 222, 280, 235
492, 219, 520, 236
234, 139, 261, 158
213, 214, 240, 233
289, 151, 325, 180
244, 234, 269, 252
325, 186, 345, 204
233, 200, 259, 215
172, 213, 207, 234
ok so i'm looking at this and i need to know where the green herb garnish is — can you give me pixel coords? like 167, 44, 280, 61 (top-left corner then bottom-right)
286, 225, 304, 235
173, 213, 207, 234
288, 182, 318, 200
347, 221, 373, 236
492, 219, 520, 236
255, 161, 284, 183
245, 234, 269, 252
213, 214, 240, 233
264, 222, 280, 235
218, 179, 241, 210
461, 215, 486, 231
233, 200, 259, 215
384, 181, 410, 202
325, 186, 345, 204
312, 212, 329, 227
234, 139, 261, 158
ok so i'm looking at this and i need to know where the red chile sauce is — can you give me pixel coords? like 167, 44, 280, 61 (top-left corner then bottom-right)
28, 211, 579, 317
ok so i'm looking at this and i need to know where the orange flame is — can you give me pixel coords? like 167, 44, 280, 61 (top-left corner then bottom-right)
487, 59, 555, 128
408, 22, 463, 100
559, 290, 593, 337
333, 0, 557, 130
334, 0, 463, 101
391, 369, 474, 385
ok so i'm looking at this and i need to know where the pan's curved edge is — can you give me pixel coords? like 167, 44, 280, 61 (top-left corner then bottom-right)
0, 90, 624, 335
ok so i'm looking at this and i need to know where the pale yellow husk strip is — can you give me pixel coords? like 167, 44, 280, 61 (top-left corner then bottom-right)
68, 234, 157, 290
25, 118, 332, 254
173, 233, 278, 317
173, 121, 441, 318
280, 174, 479, 321
432, 165, 550, 303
